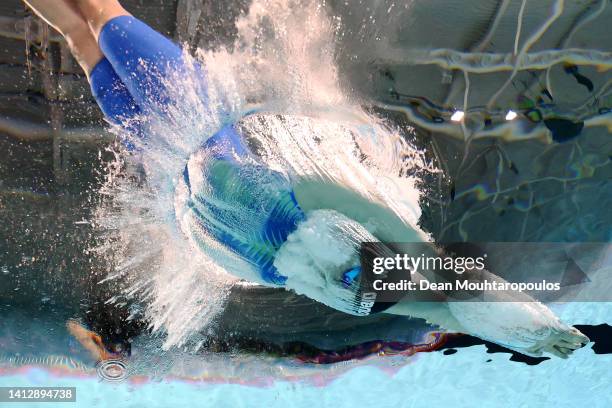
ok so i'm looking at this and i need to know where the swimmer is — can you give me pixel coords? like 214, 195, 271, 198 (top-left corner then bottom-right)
23, 0, 589, 359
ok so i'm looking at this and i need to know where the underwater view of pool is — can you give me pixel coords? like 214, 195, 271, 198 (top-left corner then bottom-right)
0, 0, 610, 407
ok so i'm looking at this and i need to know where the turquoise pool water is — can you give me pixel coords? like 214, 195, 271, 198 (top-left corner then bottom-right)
1, 303, 610, 407
0, 348, 608, 408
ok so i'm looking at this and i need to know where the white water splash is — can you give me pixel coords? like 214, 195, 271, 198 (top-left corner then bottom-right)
93, 0, 433, 349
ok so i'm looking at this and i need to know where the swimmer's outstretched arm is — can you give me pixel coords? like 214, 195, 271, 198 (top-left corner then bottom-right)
385, 266, 589, 359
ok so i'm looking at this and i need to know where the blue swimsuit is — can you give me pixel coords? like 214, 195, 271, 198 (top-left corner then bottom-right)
89, 16, 305, 285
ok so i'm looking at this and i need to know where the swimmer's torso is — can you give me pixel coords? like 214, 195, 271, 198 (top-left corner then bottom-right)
174, 121, 430, 287
175, 124, 305, 286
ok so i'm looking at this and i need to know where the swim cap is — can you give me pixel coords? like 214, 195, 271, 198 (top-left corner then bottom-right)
273, 209, 378, 315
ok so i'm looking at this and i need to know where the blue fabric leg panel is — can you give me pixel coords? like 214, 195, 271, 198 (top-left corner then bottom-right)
98, 15, 203, 113
90, 57, 141, 124
89, 57, 143, 149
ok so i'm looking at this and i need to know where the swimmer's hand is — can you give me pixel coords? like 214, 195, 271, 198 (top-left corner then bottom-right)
522, 324, 590, 359
447, 302, 590, 359
66, 320, 114, 362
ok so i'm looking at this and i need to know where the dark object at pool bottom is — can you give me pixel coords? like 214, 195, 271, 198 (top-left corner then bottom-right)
574, 324, 612, 355
207, 323, 612, 365
543, 118, 584, 143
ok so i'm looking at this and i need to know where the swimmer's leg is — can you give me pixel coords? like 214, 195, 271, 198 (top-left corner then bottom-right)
89, 60, 145, 151
72, 0, 129, 40
23, 0, 102, 76
74, 0, 199, 113
22, 1, 143, 142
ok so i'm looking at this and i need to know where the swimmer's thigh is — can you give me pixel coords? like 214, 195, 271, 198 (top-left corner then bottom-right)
89, 57, 143, 146
97, 16, 203, 112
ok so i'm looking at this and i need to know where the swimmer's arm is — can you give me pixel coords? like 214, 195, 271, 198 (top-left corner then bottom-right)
382, 265, 468, 332
384, 264, 536, 332
385, 301, 467, 332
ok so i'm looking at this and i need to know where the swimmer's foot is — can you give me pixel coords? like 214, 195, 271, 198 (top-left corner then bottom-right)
524, 325, 590, 359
